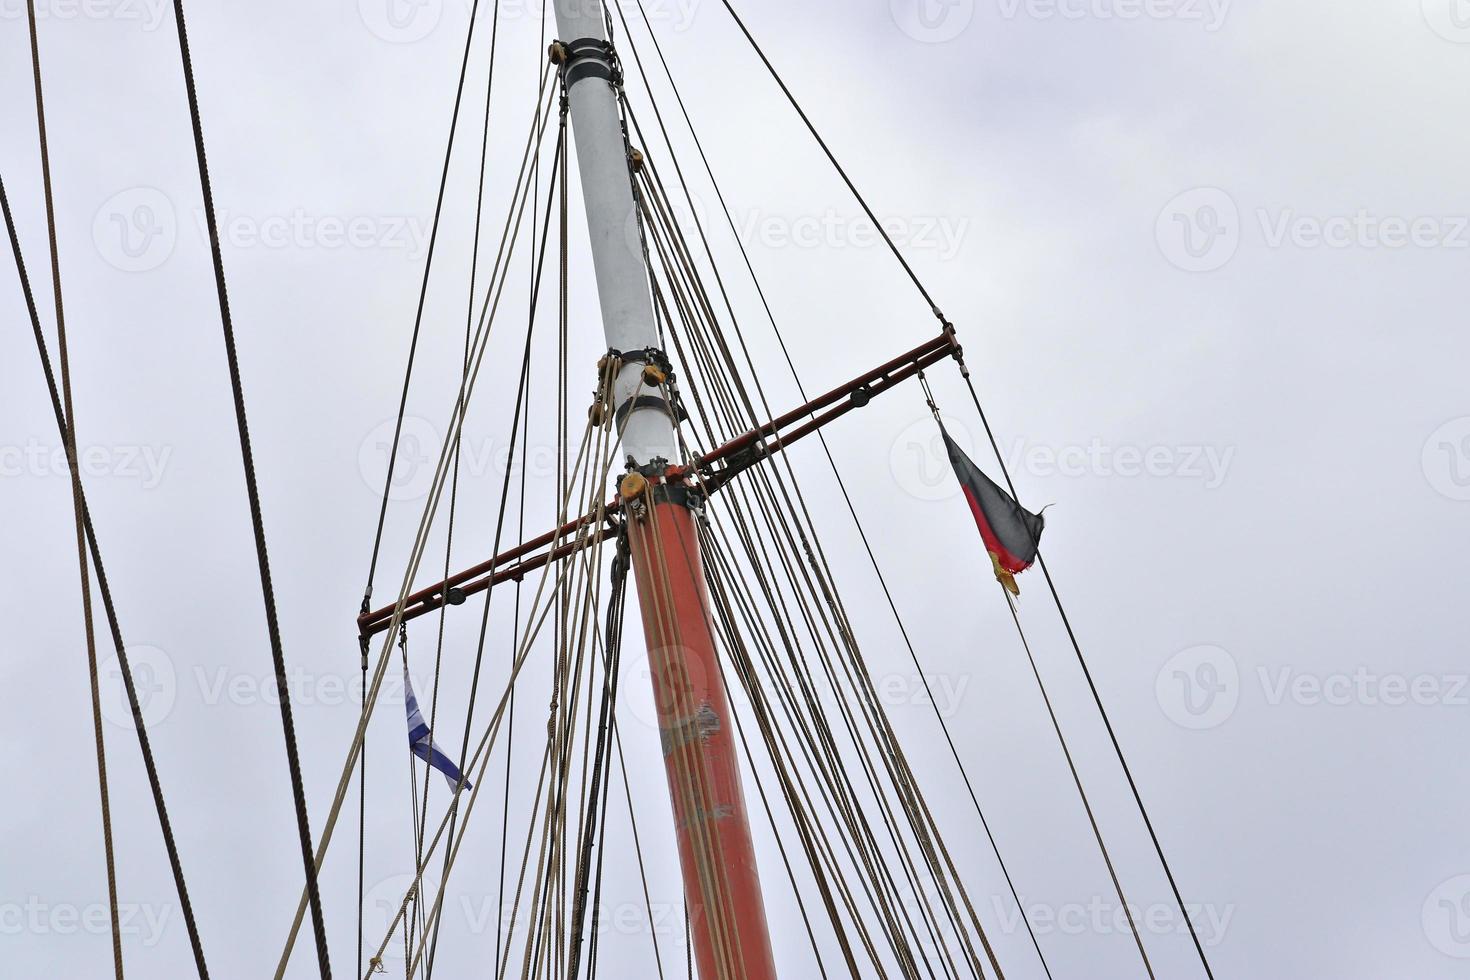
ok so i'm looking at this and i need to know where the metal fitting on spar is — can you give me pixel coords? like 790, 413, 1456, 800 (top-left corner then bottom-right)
555, 36, 617, 89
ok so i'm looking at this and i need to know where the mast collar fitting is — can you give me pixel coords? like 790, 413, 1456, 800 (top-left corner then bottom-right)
558, 36, 617, 89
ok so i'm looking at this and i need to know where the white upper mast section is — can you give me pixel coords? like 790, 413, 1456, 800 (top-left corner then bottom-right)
552, 0, 677, 467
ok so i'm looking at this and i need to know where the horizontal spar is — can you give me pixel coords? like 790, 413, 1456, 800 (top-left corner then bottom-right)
357, 327, 961, 640
677, 327, 960, 489
356, 517, 622, 639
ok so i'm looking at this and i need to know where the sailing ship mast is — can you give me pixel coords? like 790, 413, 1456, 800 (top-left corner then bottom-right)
550, 1, 777, 975
3, 2, 1224, 974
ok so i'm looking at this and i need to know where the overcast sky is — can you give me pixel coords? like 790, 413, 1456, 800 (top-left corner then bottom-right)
3, 0, 1469, 977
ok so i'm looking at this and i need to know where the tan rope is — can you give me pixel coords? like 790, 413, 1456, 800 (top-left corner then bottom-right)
273, 70, 559, 979
25, 3, 123, 974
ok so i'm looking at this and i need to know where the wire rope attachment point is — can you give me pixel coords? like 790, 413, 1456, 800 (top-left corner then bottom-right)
619, 470, 648, 503
588, 352, 622, 427
619, 471, 651, 521
939, 319, 970, 379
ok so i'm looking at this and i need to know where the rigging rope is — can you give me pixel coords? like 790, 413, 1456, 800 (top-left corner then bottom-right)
354, 183, 618, 977
414, 0, 505, 966
626, 173, 1000, 980
636, 208, 923, 975
2, 174, 211, 978
618, 6, 1209, 975
712, 0, 946, 324
166, 0, 331, 973
959, 372, 1219, 979
357, 634, 367, 980
565, 535, 628, 979
275, 74, 560, 979
623, 98, 1008, 974
22, 8, 122, 976
391, 406, 617, 978
999, 589, 1157, 977
493, 233, 535, 978
423, 85, 563, 978
605, 15, 1055, 974
361, 0, 491, 613
345, 5, 1214, 976
423, 158, 553, 977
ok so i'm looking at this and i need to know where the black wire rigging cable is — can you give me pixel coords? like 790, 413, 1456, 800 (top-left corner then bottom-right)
611, 7, 1056, 973
713, 0, 946, 323
21, 9, 123, 976
2, 174, 212, 979
165, 1, 332, 974
642, 5, 1213, 974
960, 373, 1218, 980
999, 587, 1156, 978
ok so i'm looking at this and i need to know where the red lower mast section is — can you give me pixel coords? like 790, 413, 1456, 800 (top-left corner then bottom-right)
624, 477, 777, 980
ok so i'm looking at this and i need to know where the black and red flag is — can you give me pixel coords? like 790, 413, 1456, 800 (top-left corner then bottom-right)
941, 427, 1044, 595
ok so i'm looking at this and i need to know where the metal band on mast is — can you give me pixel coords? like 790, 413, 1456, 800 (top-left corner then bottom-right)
550, 1, 777, 976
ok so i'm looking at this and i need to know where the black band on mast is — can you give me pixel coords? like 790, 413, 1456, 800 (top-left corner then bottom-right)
563, 37, 615, 89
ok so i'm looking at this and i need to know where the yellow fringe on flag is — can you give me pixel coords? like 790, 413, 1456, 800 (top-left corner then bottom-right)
989, 551, 1020, 597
